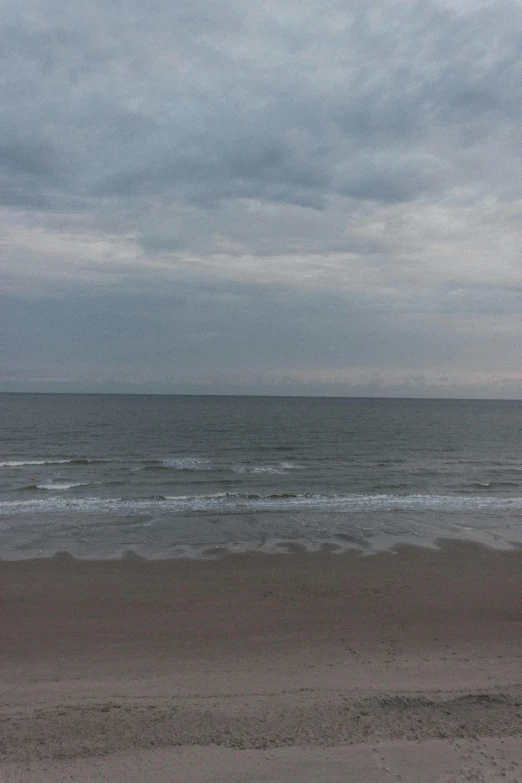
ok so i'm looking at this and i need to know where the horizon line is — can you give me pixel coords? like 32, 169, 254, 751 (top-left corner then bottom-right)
2, 390, 522, 402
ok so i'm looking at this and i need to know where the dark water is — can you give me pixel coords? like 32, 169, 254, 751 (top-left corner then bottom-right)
1, 393, 522, 558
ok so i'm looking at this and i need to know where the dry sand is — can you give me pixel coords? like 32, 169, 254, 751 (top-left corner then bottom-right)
1, 539, 521, 781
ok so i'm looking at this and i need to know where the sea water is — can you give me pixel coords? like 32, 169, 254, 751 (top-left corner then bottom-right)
1, 393, 522, 558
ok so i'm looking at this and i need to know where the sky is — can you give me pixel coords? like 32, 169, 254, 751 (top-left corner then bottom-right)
2, 0, 522, 398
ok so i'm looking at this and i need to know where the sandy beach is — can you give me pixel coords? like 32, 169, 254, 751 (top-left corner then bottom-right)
1, 539, 521, 781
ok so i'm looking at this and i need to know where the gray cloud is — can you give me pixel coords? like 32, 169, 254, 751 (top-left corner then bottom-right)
4, 0, 522, 209
2, 0, 522, 395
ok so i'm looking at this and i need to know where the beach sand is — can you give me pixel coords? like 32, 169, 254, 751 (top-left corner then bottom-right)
1, 540, 521, 781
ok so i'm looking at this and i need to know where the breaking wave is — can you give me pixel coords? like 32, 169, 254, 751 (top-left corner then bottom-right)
0, 459, 109, 468
2, 491, 522, 516
35, 482, 91, 491
232, 462, 302, 474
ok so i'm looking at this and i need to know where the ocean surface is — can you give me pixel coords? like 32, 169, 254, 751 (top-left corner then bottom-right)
1, 393, 522, 559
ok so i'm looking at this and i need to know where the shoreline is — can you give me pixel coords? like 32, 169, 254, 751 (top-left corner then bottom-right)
1, 538, 521, 780
2, 519, 522, 561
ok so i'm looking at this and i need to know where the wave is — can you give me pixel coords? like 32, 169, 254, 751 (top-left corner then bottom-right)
3, 491, 522, 516
467, 481, 520, 490
165, 457, 212, 470
0, 458, 110, 467
20, 481, 91, 491
1, 460, 70, 468
36, 482, 91, 491
63, 459, 109, 465
140, 457, 213, 471
140, 458, 302, 474
232, 462, 302, 474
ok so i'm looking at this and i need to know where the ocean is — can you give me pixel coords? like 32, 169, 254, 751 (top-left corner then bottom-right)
1, 393, 522, 559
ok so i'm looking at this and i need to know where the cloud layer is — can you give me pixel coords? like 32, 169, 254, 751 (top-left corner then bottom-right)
2, 0, 522, 396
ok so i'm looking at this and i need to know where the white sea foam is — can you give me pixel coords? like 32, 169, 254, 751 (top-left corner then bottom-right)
232, 461, 301, 474
36, 482, 90, 491
0, 459, 69, 467
2, 491, 522, 516
161, 457, 212, 470
0, 458, 107, 467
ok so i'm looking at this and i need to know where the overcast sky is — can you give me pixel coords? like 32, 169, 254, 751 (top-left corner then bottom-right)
2, 0, 522, 397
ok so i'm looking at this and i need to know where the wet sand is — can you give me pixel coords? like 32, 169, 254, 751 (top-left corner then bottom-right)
1, 539, 521, 781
